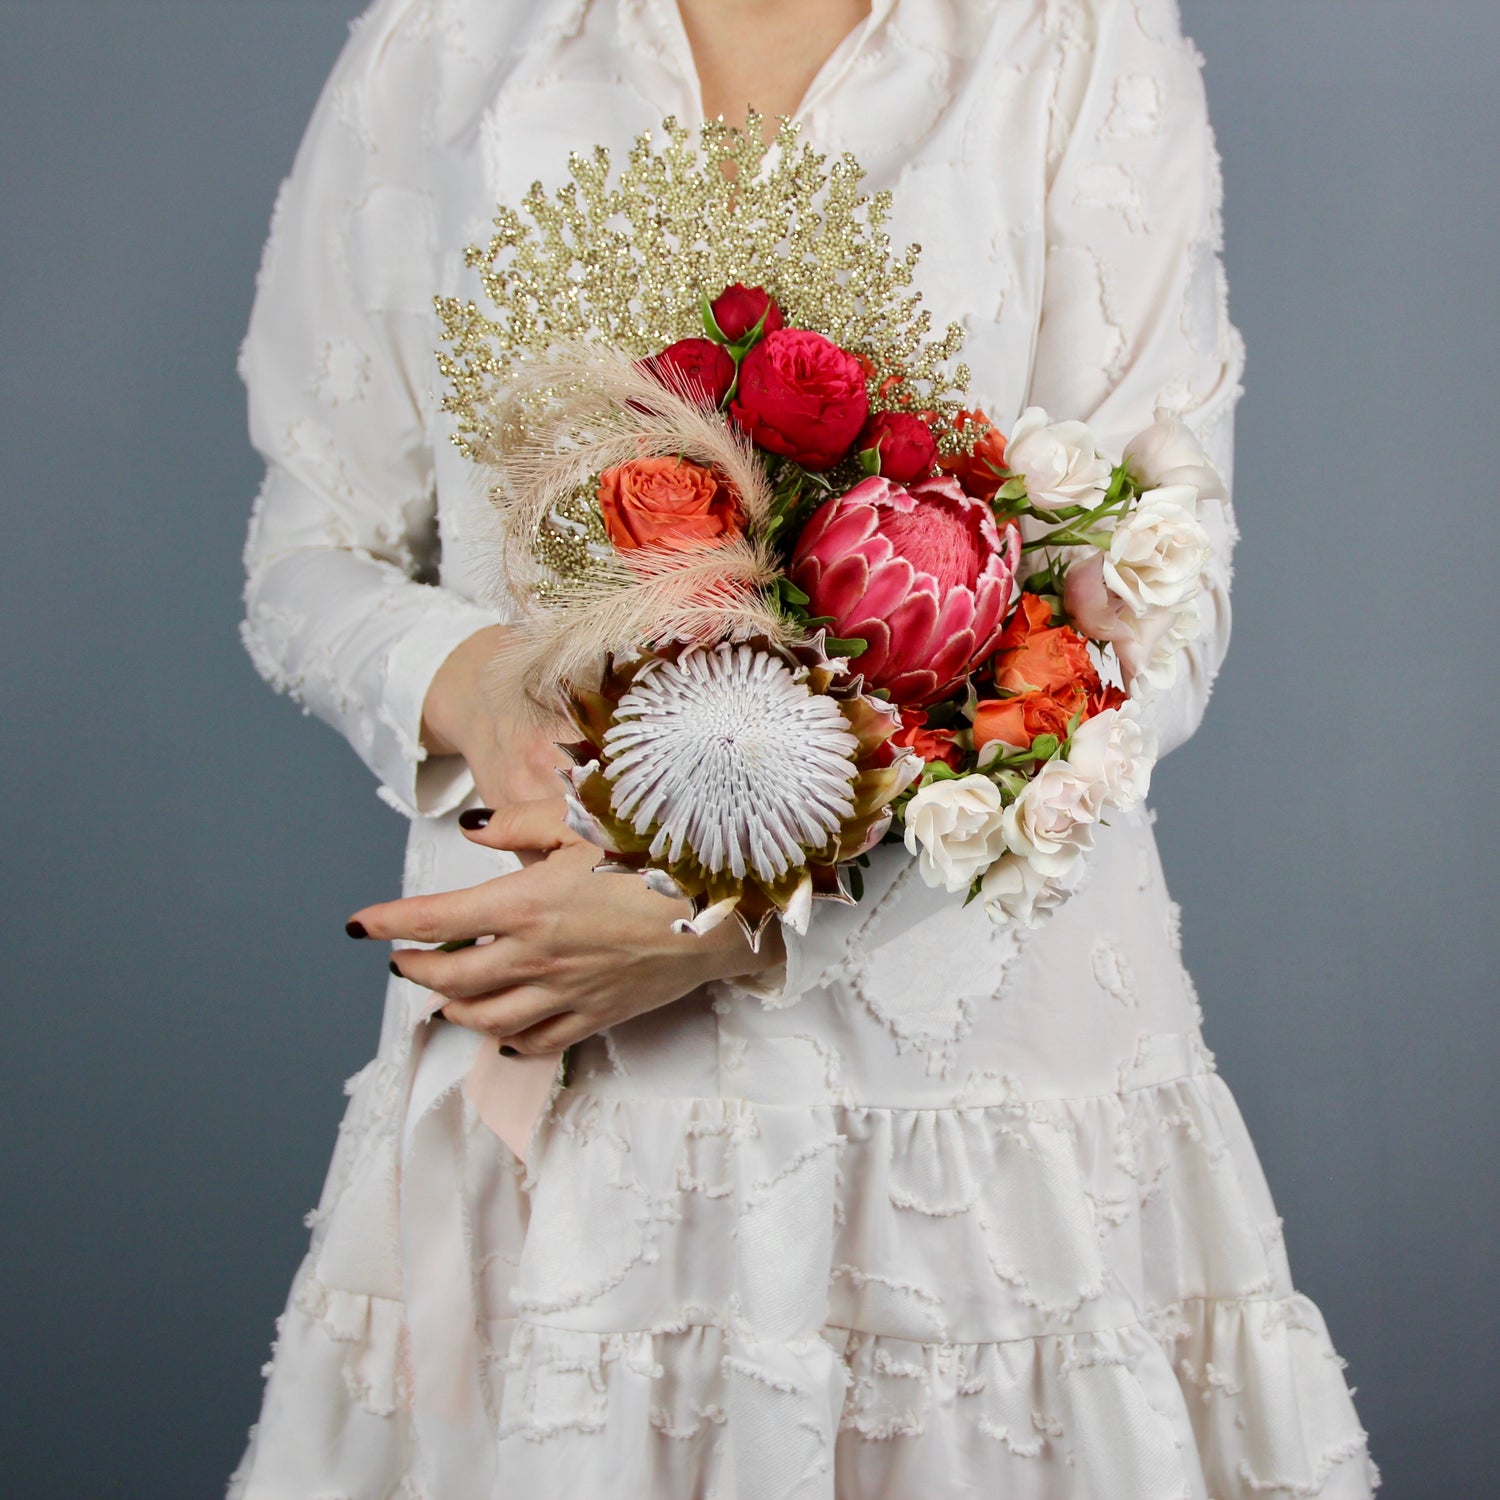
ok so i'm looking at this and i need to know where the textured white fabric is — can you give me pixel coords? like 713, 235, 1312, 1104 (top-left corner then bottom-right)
229, 1, 1378, 1495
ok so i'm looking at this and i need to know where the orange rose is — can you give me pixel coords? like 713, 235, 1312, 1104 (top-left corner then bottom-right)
991, 592, 1100, 710
972, 692, 1075, 752
891, 707, 962, 769
939, 408, 1009, 502
597, 456, 744, 551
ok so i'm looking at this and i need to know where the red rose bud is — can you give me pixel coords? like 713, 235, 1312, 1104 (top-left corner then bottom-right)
858, 411, 938, 484
890, 707, 963, 769
638, 337, 736, 408
710, 283, 785, 343
730, 328, 870, 471
939, 408, 1010, 502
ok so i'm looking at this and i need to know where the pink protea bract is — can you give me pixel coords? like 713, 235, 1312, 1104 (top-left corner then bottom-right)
789, 474, 1021, 708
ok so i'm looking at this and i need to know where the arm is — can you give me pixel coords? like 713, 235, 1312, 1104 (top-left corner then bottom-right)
238, 0, 510, 819
1028, 0, 1246, 758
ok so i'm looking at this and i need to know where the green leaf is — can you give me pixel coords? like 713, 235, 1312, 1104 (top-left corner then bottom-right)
726, 304, 773, 359
921, 760, 960, 785
822, 635, 868, 657
775, 577, 810, 609
1029, 734, 1059, 761
700, 293, 729, 344
997, 477, 1028, 502
857, 445, 882, 476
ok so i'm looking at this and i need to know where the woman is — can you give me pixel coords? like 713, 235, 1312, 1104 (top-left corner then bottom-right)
229, 1, 1379, 1495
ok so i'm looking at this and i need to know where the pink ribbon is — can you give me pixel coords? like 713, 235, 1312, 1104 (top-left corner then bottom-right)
462, 1042, 565, 1162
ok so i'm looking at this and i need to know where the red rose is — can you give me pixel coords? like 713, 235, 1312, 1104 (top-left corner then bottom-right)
710, 284, 785, 342
638, 337, 736, 408
1084, 682, 1128, 718
858, 411, 938, 484
940, 408, 1010, 502
730, 329, 870, 470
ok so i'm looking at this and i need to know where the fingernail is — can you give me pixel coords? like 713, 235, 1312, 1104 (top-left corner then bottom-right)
459, 807, 494, 831
389, 959, 402, 977
345, 920, 367, 939
499, 1044, 519, 1057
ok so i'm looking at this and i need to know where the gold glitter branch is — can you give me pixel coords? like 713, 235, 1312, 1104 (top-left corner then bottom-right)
434, 113, 972, 473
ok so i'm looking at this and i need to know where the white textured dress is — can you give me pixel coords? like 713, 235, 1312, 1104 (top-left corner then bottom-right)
228, 2, 1380, 1496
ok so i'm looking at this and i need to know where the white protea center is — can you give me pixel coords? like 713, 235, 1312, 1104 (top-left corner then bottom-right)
602, 643, 861, 881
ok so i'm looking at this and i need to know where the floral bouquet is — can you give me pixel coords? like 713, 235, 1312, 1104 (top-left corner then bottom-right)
435, 117, 1220, 946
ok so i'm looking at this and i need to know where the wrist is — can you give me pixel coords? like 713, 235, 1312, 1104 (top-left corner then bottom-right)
420, 624, 512, 759
701, 918, 785, 983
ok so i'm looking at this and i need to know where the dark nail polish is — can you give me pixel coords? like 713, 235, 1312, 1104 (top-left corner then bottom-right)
345, 920, 367, 939
389, 959, 402, 977
499, 1044, 519, 1057
459, 807, 494, 831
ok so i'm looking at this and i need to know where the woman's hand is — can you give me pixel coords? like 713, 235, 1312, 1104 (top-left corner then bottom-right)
347, 798, 785, 1053
419, 624, 571, 810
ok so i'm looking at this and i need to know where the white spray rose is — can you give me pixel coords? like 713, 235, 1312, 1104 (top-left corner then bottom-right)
1102, 485, 1210, 615
980, 854, 1066, 929
1123, 407, 1226, 504
999, 758, 1099, 880
1117, 598, 1200, 699
903, 775, 1009, 893
1066, 703, 1158, 811
1006, 406, 1112, 511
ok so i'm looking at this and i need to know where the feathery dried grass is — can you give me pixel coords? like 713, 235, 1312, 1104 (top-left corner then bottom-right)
472, 341, 791, 713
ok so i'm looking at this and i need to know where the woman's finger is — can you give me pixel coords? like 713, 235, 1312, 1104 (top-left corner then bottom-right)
348, 871, 530, 945
390, 935, 544, 999
438, 985, 566, 1040
499, 1010, 595, 1055
457, 796, 587, 857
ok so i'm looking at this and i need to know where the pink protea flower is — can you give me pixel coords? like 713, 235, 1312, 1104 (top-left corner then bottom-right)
790, 475, 1021, 708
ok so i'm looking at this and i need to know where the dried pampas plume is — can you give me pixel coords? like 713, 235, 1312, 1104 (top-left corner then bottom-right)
472, 341, 792, 715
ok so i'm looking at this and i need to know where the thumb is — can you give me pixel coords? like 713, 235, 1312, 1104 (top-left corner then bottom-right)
458, 796, 585, 855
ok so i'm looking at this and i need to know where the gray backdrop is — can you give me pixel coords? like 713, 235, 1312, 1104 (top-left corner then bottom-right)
2, 2, 1495, 1496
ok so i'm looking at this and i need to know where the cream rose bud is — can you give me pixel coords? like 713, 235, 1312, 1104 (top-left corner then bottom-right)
1103, 486, 1210, 615
980, 853, 1065, 928
999, 759, 1099, 880
1063, 552, 1131, 644
1067, 704, 1157, 811
1006, 406, 1112, 511
903, 775, 1009, 893
1123, 407, 1226, 505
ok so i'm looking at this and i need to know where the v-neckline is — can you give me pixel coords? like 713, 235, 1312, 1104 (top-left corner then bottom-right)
640, 0, 895, 135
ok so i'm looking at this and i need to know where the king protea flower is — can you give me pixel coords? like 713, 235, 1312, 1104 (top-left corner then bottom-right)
789, 475, 1021, 709
560, 636, 920, 945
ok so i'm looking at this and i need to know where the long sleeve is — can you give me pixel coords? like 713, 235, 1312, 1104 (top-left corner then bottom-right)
1027, 0, 1246, 759
749, 0, 1246, 1010
238, 0, 509, 818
